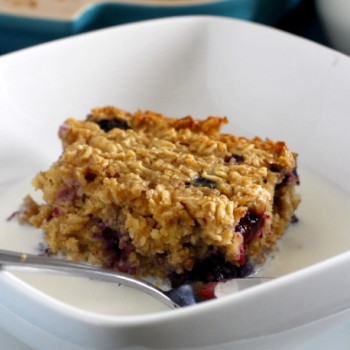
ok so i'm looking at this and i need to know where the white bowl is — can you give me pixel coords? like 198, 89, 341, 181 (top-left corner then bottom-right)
316, 0, 350, 54
2, 15, 350, 350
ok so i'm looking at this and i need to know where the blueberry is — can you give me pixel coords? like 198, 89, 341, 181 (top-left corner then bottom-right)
225, 153, 245, 164
84, 172, 97, 182
291, 214, 299, 223
235, 210, 265, 245
269, 163, 282, 172
96, 119, 130, 132
193, 176, 216, 189
95, 227, 121, 252
275, 168, 300, 189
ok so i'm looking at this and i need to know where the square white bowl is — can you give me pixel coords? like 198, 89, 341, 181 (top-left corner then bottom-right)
1, 15, 350, 350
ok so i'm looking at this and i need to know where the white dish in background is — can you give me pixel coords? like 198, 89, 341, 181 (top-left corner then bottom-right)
1, 15, 350, 350
316, 0, 350, 55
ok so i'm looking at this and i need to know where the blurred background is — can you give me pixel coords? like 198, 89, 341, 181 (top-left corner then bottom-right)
0, 0, 346, 56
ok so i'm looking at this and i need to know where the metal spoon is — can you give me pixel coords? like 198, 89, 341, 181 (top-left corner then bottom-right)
0, 249, 268, 308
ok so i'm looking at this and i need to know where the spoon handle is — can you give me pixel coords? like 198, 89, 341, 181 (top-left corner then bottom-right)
0, 249, 177, 309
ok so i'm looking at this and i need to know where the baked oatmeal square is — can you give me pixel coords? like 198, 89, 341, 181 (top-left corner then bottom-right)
19, 107, 300, 286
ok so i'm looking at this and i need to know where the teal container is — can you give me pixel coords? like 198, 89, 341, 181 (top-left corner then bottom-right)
0, 0, 300, 54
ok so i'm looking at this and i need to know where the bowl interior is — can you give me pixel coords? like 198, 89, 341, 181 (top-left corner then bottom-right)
1, 15, 350, 350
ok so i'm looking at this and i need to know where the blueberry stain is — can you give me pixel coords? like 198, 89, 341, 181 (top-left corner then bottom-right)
169, 253, 253, 288
235, 210, 265, 245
